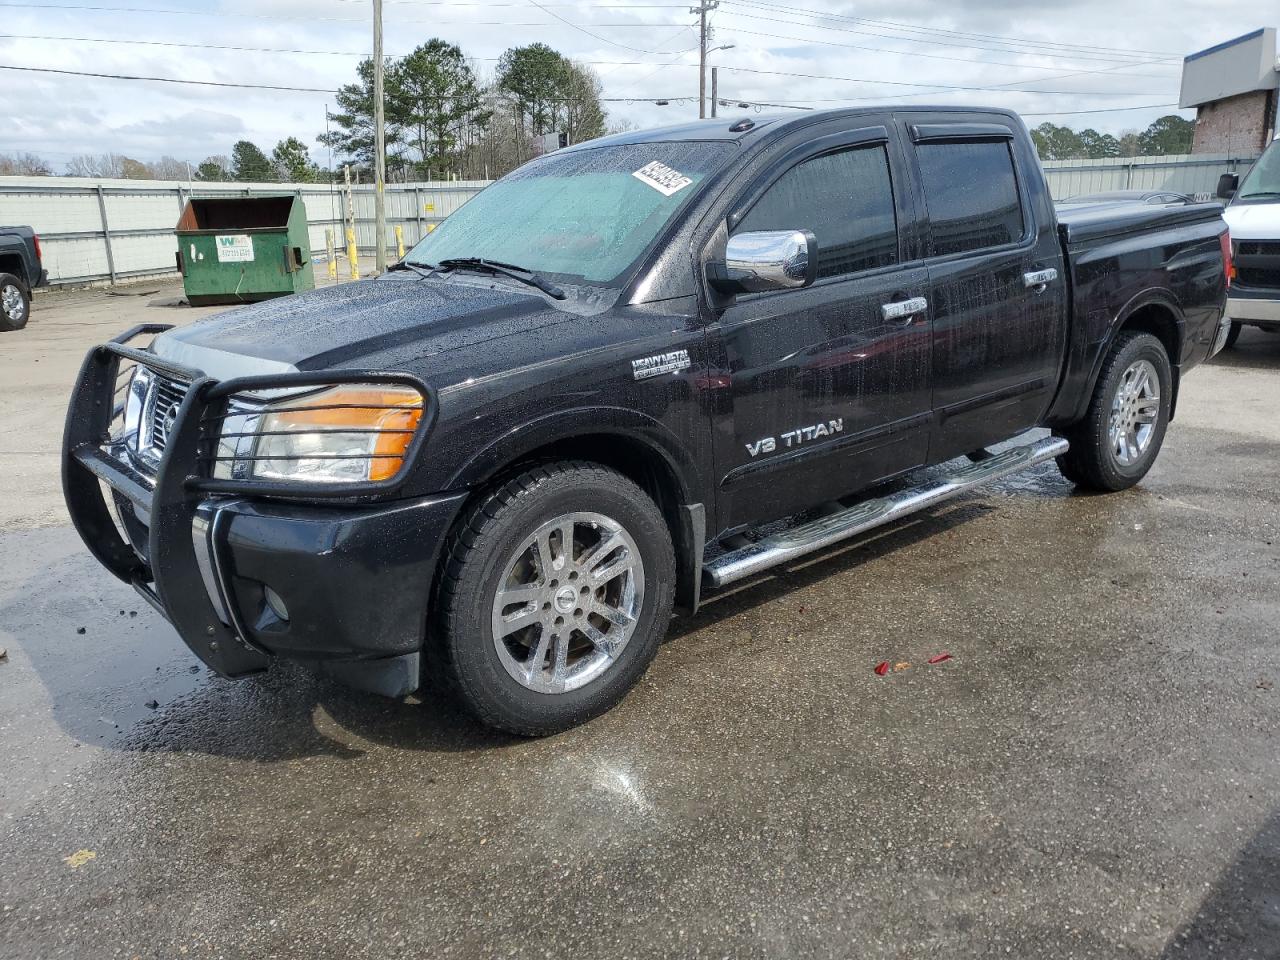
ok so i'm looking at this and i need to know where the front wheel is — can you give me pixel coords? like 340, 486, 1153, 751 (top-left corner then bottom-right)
0, 274, 29, 332
434, 461, 675, 735
1056, 331, 1172, 492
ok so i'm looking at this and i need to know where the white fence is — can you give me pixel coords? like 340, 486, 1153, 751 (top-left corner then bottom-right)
0, 151, 1261, 287
0, 176, 490, 286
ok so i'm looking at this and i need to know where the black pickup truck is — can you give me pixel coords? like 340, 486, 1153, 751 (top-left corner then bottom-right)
0, 225, 46, 331
63, 108, 1230, 734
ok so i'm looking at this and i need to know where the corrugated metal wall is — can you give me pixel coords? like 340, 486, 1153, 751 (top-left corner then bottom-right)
0, 152, 1261, 286
1039, 153, 1256, 201
0, 176, 490, 285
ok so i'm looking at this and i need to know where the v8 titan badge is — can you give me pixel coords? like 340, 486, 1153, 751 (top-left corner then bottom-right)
632, 161, 693, 197
215, 234, 255, 263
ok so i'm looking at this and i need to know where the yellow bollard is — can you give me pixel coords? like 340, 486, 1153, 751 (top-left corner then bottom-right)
346, 227, 359, 281
394, 225, 404, 260
325, 228, 337, 282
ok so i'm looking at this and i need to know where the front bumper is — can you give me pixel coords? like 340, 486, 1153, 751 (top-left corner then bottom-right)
1226, 287, 1280, 326
62, 325, 460, 695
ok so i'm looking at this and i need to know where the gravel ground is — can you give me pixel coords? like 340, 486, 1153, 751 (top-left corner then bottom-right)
1, 286, 1278, 959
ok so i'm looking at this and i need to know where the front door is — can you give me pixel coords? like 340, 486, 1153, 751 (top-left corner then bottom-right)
709, 128, 933, 532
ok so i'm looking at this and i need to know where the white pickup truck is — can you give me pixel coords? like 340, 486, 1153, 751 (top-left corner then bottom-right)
1220, 135, 1280, 348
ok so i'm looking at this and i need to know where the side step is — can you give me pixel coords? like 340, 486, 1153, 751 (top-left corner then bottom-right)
703, 435, 1068, 589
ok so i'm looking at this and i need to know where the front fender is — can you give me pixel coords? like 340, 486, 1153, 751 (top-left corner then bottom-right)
445, 405, 700, 502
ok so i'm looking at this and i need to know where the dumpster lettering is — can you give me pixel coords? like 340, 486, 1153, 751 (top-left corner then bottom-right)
215, 234, 254, 263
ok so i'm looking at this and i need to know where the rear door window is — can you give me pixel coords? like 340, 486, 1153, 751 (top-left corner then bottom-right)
916, 140, 1025, 256
735, 144, 899, 279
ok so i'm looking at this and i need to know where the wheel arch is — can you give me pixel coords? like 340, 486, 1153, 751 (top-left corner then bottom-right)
0, 253, 29, 288
1062, 291, 1184, 427
444, 408, 707, 613
1110, 295, 1183, 420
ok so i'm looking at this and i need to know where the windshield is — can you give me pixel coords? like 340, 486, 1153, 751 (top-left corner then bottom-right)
405, 141, 729, 286
1237, 139, 1280, 200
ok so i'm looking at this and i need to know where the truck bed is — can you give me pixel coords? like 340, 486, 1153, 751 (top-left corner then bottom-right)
1054, 199, 1225, 246
1046, 198, 1229, 426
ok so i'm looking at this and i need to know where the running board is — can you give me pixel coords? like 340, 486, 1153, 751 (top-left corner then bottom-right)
703, 435, 1068, 589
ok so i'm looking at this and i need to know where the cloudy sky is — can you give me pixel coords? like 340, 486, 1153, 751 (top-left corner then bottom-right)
0, 0, 1270, 171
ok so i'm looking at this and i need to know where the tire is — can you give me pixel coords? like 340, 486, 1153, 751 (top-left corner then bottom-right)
434, 460, 675, 735
0, 274, 30, 332
1223, 321, 1242, 350
1056, 331, 1172, 492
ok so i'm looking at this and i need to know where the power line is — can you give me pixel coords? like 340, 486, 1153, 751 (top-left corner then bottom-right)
718, 26, 1178, 77
1021, 103, 1181, 116
522, 0, 672, 54
718, 65, 1169, 97
715, 94, 1183, 117
0, 63, 689, 100
0, 2, 685, 27
0, 32, 704, 67
720, 0, 1181, 59
717, 5, 1181, 65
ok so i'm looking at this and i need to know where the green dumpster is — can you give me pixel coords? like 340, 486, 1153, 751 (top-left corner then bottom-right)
175, 194, 314, 306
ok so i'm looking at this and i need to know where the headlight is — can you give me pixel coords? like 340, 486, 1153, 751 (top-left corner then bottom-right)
120, 365, 153, 449
216, 384, 425, 485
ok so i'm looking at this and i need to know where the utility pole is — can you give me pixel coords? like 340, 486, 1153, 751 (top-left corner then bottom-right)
691, 0, 719, 119
710, 66, 718, 119
372, 0, 388, 274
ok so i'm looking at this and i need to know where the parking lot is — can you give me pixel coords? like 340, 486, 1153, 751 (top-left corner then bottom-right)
1, 282, 1278, 958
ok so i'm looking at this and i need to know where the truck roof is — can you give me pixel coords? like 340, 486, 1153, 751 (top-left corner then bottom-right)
567, 105, 1023, 152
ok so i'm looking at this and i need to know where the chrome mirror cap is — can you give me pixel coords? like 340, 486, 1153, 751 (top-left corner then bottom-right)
709, 229, 818, 294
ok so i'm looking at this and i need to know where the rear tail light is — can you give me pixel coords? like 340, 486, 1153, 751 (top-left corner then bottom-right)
1220, 230, 1233, 288
33, 234, 42, 263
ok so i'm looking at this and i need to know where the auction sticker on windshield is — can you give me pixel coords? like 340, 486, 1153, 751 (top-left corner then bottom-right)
632, 161, 693, 197
215, 234, 255, 263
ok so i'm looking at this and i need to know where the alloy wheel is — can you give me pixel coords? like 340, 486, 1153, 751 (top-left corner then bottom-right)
490, 511, 644, 694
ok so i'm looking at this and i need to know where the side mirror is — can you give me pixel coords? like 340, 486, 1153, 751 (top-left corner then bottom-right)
1216, 173, 1239, 200
708, 229, 818, 294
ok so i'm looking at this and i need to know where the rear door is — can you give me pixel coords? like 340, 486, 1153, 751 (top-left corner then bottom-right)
903, 117, 1067, 461
710, 121, 933, 531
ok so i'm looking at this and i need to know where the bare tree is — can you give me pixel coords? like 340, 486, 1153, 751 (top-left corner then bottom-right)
65, 153, 126, 178
149, 156, 193, 180
0, 152, 53, 176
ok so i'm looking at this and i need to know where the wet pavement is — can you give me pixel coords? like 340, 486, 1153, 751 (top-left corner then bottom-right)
2, 294, 1279, 959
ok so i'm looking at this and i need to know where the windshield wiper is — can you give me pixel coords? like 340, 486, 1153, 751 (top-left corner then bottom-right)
1239, 191, 1280, 199
437, 257, 566, 300
386, 260, 437, 279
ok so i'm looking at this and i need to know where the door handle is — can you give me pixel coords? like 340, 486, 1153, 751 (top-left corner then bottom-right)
1023, 268, 1059, 291
881, 296, 928, 322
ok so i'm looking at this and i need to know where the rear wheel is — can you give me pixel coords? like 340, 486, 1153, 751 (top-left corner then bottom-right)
0, 274, 29, 332
1056, 331, 1172, 492
434, 461, 675, 735
1223, 321, 1242, 350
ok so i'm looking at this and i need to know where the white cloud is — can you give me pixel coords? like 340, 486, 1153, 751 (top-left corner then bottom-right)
0, 0, 1270, 169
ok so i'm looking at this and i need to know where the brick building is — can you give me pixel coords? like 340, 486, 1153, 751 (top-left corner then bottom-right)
1180, 28, 1279, 155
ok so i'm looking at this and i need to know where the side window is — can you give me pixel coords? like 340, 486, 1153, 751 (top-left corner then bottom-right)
736, 144, 898, 279
916, 140, 1025, 256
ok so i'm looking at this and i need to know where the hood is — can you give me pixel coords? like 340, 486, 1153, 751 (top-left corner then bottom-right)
153, 273, 582, 382
1223, 201, 1280, 241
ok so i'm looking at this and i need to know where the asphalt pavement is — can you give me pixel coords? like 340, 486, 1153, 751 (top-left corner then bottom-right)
1, 284, 1278, 959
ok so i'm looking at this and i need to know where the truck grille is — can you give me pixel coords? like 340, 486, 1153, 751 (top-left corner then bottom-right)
1237, 241, 1280, 257
149, 374, 189, 454
1235, 241, 1280, 291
